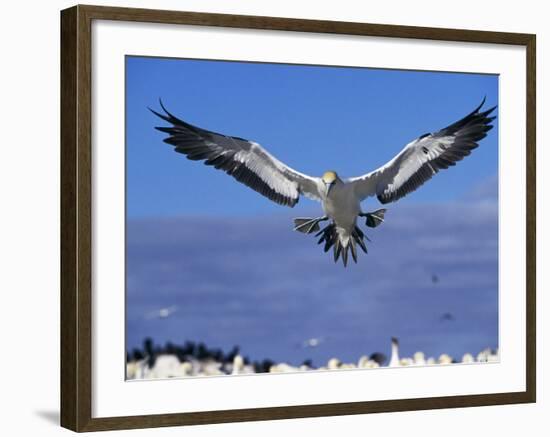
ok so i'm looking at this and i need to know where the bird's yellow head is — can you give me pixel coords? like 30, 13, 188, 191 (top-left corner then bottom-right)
322, 171, 338, 184
322, 171, 338, 196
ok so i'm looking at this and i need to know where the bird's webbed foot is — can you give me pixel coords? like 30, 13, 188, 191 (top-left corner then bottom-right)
360, 208, 387, 228
293, 216, 329, 234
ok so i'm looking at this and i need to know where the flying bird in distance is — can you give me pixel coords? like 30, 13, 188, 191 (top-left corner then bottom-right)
144, 305, 178, 320
150, 98, 496, 266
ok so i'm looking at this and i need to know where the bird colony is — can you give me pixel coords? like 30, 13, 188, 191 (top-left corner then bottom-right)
126, 337, 499, 380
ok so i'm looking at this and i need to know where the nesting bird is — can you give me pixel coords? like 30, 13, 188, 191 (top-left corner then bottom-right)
151, 98, 496, 266
125, 336, 500, 379
388, 337, 401, 367
413, 351, 426, 366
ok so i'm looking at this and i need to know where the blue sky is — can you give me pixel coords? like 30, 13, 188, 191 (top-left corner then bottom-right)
125, 56, 499, 367
126, 56, 498, 218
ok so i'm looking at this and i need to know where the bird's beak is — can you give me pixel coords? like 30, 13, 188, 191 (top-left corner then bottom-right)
325, 182, 334, 195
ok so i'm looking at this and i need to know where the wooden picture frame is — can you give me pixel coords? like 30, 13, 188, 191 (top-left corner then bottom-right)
60, 4, 536, 432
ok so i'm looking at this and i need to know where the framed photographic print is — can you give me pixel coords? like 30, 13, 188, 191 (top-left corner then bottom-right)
60, 4, 536, 432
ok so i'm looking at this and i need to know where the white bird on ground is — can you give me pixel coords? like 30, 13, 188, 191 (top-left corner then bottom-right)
477, 348, 499, 363
231, 354, 244, 375
388, 337, 401, 367
151, 99, 496, 266
126, 358, 148, 380
413, 351, 426, 366
357, 356, 380, 369
230, 354, 255, 375
269, 362, 300, 373
147, 354, 185, 378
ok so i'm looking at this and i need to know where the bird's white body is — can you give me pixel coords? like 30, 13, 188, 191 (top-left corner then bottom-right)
321, 179, 361, 246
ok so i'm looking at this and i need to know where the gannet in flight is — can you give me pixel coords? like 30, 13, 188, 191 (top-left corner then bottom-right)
151, 98, 496, 266
144, 305, 178, 320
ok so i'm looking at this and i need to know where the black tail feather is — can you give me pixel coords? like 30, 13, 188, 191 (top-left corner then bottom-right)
294, 215, 381, 266
349, 239, 358, 263
324, 232, 336, 253
352, 227, 368, 253
342, 245, 349, 267
334, 239, 342, 263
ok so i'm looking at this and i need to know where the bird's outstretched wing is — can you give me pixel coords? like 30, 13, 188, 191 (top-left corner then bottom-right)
348, 98, 497, 204
150, 101, 322, 207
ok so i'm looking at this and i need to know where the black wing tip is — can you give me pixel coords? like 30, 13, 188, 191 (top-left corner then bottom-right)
149, 98, 190, 129
147, 98, 167, 115
158, 98, 171, 116
454, 98, 497, 133
148, 99, 176, 127
474, 96, 498, 118
148, 106, 167, 121
483, 105, 498, 118
473, 96, 499, 115
474, 95, 487, 113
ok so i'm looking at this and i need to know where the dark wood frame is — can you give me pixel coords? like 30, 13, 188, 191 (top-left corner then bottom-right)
60, 4, 536, 432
